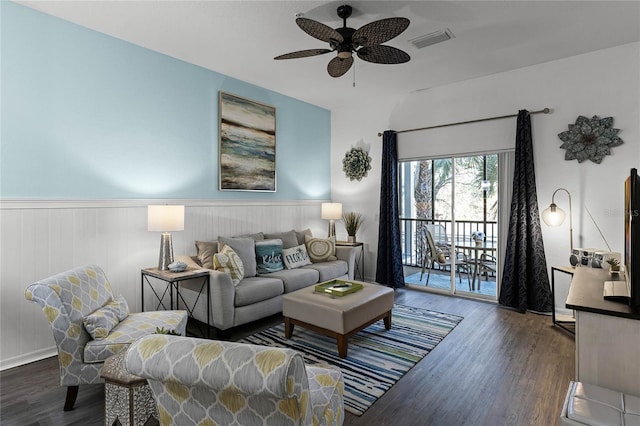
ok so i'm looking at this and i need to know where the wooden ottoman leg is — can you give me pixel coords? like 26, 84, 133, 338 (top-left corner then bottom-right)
284, 317, 294, 338
337, 335, 348, 358
383, 310, 392, 330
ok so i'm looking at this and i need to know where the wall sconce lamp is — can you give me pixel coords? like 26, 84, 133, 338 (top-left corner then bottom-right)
541, 188, 573, 251
148, 205, 185, 270
321, 202, 342, 238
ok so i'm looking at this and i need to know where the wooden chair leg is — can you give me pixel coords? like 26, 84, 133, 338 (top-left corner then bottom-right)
63, 385, 79, 411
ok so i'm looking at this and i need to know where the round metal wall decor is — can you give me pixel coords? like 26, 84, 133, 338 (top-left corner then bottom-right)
342, 147, 372, 181
557, 115, 623, 164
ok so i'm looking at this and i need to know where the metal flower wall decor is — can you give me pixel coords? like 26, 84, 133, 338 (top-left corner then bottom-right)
557, 115, 624, 164
342, 147, 372, 181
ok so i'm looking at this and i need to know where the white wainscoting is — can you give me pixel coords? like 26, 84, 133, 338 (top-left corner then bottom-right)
0, 199, 325, 370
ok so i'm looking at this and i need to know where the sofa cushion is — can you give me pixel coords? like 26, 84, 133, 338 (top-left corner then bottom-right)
303, 260, 348, 282
264, 230, 299, 249
83, 295, 130, 340
195, 241, 218, 269
235, 232, 265, 241
218, 236, 256, 278
296, 229, 313, 245
255, 239, 284, 274
282, 244, 312, 269
234, 276, 284, 307
213, 245, 245, 286
261, 268, 320, 293
305, 235, 337, 263
84, 310, 187, 363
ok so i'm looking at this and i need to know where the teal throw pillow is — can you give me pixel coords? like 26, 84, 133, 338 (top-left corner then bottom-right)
255, 239, 284, 274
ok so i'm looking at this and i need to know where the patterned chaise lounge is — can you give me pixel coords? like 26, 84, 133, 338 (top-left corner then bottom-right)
126, 334, 345, 425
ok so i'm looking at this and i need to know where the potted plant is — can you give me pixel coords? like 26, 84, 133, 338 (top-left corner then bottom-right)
606, 257, 621, 272
343, 212, 363, 243
154, 326, 181, 336
471, 231, 485, 246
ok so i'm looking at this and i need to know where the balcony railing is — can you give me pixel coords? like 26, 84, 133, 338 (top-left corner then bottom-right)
400, 218, 497, 266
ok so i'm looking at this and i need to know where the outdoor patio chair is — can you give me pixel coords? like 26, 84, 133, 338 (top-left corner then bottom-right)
478, 253, 497, 288
420, 228, 471, 288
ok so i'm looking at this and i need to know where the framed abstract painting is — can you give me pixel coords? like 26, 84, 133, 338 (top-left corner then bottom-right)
219, 92, 276, 191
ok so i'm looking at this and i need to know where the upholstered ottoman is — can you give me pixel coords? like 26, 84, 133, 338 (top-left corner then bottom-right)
100, 350, 158, 426
283, 281, 394, 358
560, 381, 640, 425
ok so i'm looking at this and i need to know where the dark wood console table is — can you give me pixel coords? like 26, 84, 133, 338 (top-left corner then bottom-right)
565, 267, 640, 395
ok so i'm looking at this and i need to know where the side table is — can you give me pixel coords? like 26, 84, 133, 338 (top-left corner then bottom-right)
100, 351, 158, 426
551, 265, 576, 335
141, 267, 211, 338
336, 241, 365, 281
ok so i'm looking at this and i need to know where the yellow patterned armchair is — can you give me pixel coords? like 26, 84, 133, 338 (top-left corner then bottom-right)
125, 335, 344, 426
25, 264, 188, 411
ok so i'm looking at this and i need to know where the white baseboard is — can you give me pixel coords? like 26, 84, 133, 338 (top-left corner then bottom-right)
0, 347, 57, 371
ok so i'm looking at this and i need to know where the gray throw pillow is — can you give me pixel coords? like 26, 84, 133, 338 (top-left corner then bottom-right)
296, 229, 313, 245
264, 230, 298, 249
195, 241, 218, 270
234, 232, 265, 241
218, 237, 257, 278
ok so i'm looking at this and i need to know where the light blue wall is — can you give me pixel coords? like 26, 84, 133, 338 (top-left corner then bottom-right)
1, 2, 331, 200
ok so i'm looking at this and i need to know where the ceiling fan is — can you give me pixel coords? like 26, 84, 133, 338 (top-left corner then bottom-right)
274, 4, 410, 78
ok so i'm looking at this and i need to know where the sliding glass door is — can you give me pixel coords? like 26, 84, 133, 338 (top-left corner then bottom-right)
400, 154, 499, 299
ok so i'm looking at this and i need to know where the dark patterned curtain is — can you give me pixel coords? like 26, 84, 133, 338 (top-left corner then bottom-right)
499, 111, 552, 313
376, 131, 404, 288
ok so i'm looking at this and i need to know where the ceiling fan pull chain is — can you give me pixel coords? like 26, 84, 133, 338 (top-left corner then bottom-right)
353, 60, 356, 87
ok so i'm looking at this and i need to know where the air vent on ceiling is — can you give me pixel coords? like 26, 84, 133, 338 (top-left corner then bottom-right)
409, 28, 454, 49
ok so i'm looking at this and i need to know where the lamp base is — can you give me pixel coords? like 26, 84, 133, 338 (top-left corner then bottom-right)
158, 232, 174, 271
327, 220, 336, 238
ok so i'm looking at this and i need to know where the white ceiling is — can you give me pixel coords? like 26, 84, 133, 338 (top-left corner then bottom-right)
17, 1, 640, 112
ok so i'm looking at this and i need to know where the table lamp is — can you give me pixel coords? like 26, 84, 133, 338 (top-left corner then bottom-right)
541, 188, 573, 251
321, 202, 342, 237
148, 205, 185, 270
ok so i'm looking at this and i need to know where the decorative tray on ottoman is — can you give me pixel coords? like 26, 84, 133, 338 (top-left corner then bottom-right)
315, 279, 363, 297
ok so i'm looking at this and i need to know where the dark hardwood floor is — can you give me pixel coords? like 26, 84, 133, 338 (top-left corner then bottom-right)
0, 288, 575, 425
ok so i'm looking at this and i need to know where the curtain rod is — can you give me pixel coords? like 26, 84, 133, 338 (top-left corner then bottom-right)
377, 108, 551, 137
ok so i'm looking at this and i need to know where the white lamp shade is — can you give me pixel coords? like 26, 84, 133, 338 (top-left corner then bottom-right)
321, 203, 343, 220
148, 205, 185, 232
541, 204, 566, 227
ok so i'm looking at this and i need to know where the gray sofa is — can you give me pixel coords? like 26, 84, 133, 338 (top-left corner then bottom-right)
176, 229, 357, 334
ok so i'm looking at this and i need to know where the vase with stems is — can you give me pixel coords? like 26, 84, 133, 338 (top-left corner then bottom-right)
343, 212, 363, 243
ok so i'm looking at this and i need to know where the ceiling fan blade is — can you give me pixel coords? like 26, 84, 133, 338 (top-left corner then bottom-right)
357, 45, 410, 64
327, 56, 354, 78
352, 17, 410, 47
296, 17, 344, 44
274, 49, 332, 60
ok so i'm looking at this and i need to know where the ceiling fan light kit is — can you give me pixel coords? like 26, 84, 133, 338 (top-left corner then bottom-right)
274, 4, 411, 78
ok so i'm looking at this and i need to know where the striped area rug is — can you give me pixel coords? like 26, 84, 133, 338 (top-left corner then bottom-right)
240, 304, 463, 416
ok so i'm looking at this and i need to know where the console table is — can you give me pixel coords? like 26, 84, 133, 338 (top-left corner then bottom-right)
336, 241, 364, 281
565, 267, 640, 396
